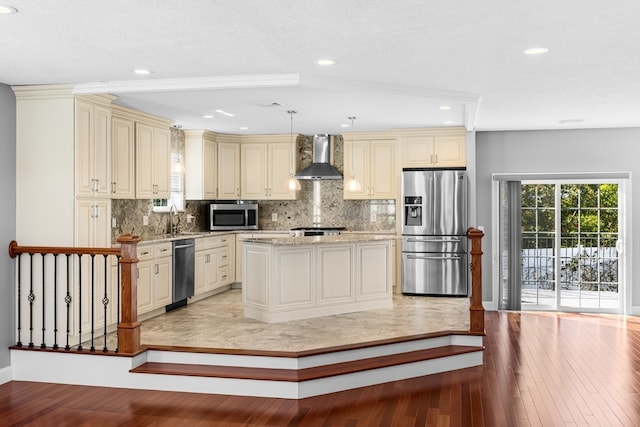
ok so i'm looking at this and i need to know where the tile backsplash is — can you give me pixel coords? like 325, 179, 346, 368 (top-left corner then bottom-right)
110, 133, 396, 242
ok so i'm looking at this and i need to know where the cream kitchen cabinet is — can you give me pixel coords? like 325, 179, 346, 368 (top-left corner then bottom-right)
399, 130, 466, 168
75, 198, 112, 331
136, 242, 172, 316
194, 234, 235, 296
217, 140, 241, 200
111, 115, 136, 199
136, 123, 171, 199
75, 98, 112, 199
184, 130, 218, 200
235, 232, 289, 283
343, 139, 396, 199
241, 137, 297, 200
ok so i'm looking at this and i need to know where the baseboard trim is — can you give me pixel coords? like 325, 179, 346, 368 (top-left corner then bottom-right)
0, 366, 13, 385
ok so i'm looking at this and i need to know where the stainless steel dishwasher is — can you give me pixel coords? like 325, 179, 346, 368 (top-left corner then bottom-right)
171, 238, 195, 309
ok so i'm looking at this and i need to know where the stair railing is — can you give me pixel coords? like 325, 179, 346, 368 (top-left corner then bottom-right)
467, 227, 485, 334
8, 234, 141, 355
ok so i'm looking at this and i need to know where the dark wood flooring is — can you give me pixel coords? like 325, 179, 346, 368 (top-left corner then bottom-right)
2, 311, 640, 426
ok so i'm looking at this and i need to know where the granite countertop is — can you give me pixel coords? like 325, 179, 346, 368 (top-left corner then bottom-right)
116, 230, 398, 246
243, 234, 398, 246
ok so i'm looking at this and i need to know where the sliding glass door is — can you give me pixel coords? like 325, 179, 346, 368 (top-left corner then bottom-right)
520, 182, 622, 312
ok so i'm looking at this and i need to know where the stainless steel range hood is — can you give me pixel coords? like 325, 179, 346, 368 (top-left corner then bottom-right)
294, 134, 343, 180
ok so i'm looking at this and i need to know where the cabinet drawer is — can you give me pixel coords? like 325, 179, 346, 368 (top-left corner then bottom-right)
219, 266, 229, 283
196, 235, 227, 251
154, 242, 172, 258
218, 248, 229, 266
137, 245, 154, 262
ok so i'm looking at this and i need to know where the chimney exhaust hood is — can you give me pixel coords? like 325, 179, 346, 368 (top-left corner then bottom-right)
294, 134, 343, 180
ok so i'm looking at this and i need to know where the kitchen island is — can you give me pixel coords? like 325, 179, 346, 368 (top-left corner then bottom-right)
242, 235, 395, 323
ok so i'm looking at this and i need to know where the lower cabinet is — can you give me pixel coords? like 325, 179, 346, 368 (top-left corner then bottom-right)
194, 234, 235, 296
136, 242, 172, 316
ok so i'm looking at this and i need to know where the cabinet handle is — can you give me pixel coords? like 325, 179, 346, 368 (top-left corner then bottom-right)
236, 188, 240, 197
434, 154, 438, 163
160, 248, 169, 253
111, 182, 116, 193
264, 188, 268, 196
141, 251, 150, 256
221, 275, 227, 280
221, 255, 227, 260
155, 264, 159, 274
206, 254, 210, 263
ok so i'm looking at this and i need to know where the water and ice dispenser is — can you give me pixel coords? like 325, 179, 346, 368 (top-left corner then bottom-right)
404, 196, 423, 227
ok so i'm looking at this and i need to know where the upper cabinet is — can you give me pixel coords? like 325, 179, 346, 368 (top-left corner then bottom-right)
135, 123, 171, 199
217, 135, 241, 200
398, 128, 466, 168
240, 135, 297, 200
344, 137, 396, 200
111, 115, 136, 199
184, 130, 218, 200
75, 98, 112, 199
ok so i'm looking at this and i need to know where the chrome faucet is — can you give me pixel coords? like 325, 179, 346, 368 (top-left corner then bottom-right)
169, 203, 179, 236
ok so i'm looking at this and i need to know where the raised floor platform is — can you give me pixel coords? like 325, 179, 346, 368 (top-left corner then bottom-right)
10, 289, 484, 398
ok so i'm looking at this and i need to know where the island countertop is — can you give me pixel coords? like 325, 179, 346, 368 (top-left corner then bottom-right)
242, 234, 397, 246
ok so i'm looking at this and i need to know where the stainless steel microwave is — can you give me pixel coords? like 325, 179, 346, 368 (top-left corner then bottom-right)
209, 203, 258, 230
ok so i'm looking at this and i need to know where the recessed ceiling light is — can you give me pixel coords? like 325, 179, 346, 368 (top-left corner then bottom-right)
215, 109, 235, 117
239, 126, 249, 130
443, 121, 455, 125
523, 47, 549, 55
340, 123, 350, 128
316, 59, 337, 66
202, 114, 214, 119
133, 69, 153, 75
439, 105, 452, 110
0, 5, 18, 14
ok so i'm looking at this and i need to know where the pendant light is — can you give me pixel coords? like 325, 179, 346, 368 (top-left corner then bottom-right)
285, 110, 301, 191
346, 116, 362, 192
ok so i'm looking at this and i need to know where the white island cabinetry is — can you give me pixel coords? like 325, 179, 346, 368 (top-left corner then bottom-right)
243, 236, 394, 323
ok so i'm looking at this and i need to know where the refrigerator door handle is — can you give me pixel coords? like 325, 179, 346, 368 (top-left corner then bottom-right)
406, 237, 461, 243
407, 254, 462, 261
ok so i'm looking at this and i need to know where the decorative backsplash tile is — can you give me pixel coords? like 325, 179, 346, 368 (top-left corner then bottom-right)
110, 132, 396, 242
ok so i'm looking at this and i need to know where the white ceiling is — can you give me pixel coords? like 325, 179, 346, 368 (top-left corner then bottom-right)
1, 0, 639, 135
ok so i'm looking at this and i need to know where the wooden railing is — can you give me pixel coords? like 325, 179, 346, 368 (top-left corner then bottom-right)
8, 234, 141, 355
467, 227, 485, 334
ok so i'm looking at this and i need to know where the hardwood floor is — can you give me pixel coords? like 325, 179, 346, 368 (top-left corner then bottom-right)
2, 311, 640, 426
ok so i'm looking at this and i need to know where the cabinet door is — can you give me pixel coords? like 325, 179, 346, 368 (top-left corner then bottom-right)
75, 101, 111, 198
203, 138, 218, 199
343, 141, 369, 200
137, 260, 154, 315
154, 256, 172, 307
218, 142, 241, 199
93, 105, 112, 198
153, 127, 171, 198
204, 250, 219, 291
75, 100, 94, 198
433, 135, 466, 166
241, 144, 268, 199
135, 123, 155, 198
401, 136, 435, 167
268, 142, 296, 200
111, 117, 135, 198
369, 140, 396, 199
194, 250, 207, 295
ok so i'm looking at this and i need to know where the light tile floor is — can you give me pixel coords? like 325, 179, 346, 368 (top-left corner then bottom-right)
130, 289, 470, 352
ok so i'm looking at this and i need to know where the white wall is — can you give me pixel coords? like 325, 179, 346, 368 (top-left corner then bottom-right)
0, 84, 17, 371
476, 128, 640, 313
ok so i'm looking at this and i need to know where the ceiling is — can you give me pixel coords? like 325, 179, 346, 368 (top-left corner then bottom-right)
1, 0, 639, 135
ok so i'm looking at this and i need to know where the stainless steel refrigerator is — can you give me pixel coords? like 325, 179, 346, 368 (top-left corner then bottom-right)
401, 168, 468, 296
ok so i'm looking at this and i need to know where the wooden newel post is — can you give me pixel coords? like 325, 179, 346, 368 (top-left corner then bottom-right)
116, 234, 141, 354
467, 228, 485, 334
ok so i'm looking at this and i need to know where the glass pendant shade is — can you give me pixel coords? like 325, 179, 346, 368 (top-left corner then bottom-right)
285, 174, 301, 191
346, 176, 362, 192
